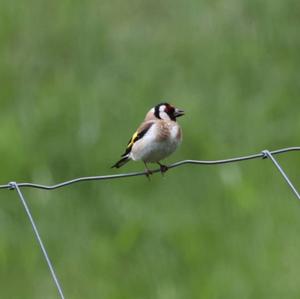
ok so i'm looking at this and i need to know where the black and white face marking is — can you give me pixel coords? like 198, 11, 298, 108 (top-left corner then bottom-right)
154, 103, 184, 121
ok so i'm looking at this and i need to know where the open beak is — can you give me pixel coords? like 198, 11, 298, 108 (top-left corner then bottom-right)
174, 108, 185, 118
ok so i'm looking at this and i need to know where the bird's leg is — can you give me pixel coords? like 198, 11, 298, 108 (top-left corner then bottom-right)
157, 162, 169, 175
143, 162, 153, 180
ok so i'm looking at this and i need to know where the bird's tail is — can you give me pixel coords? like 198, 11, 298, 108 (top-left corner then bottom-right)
111, 155, 130, 168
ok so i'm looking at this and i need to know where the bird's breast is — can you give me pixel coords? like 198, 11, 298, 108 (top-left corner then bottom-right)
130, 121, 182, 162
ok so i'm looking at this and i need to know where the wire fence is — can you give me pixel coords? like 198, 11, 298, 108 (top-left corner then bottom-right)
2, 146, 300, 299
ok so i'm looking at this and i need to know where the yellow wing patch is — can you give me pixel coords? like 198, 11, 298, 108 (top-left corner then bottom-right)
127, 131, 139, 149
121, 121, 154, 157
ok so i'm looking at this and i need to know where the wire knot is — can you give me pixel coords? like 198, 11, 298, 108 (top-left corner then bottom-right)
261, 150, 270, 159
8, 182, 17, 190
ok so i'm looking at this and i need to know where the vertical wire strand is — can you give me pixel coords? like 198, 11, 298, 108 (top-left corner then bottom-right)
262, 150, 300, 201
10, 182, 66, 299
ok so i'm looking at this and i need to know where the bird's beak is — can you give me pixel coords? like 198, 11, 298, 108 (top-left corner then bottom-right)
174, 108, 185, 118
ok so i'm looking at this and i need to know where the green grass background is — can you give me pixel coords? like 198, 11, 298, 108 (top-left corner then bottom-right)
1, 0, 300, 298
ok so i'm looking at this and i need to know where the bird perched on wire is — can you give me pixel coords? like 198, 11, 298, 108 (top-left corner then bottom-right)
112, 102, 184, 176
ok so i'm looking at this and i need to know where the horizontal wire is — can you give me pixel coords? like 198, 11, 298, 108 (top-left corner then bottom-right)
4, 147, 299, 299
0, 147, 299, 191
3, 146, 298, 299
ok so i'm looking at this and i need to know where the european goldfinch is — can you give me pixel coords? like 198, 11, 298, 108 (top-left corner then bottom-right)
112, 103, 184, 175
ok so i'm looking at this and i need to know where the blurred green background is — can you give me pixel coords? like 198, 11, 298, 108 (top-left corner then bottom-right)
1, 0, 300, 298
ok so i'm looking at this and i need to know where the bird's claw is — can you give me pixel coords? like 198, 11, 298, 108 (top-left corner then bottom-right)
160, 165, 168, 174
144, 169, 153, 180
158, 163, 168, 175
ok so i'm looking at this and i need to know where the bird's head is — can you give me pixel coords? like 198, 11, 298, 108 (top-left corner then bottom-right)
145, 103, 184, 121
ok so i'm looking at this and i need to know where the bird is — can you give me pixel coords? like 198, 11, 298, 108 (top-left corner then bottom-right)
111, 102, 184, 176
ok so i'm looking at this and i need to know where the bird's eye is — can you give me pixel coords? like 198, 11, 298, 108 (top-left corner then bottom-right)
165, 105, 174, 115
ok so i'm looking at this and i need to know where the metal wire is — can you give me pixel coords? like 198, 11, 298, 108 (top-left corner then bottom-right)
2, 146, 300, 298
262, 150, 300, 200
0, 146, 299, 191
9, 182, 66, 299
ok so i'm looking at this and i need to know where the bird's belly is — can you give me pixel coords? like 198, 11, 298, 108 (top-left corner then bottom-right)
131, 138, 179, 163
